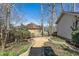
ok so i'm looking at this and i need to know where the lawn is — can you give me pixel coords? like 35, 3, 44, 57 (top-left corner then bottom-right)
0, 41, 32, 56
44, 36, 79, 56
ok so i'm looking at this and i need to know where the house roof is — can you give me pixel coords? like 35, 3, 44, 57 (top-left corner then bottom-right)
56, 11, 79, 24
26, 23, 42, 30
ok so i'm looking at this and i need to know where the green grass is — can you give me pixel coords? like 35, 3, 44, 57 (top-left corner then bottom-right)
0, 51, 18, 56
0, 51, 9, 56
8, 52, 18, 56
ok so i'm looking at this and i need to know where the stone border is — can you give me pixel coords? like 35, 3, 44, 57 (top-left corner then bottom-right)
19, 39, 34, 56
67, 43, 79, 52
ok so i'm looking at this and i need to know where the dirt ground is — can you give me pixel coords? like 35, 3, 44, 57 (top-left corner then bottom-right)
29, 36, 49, 56
32, 37, 49, 47
21, 36, 49, 56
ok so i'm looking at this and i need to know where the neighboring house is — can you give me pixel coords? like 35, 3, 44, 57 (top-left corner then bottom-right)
26, 23, 42, 36
56, 12, 79, 40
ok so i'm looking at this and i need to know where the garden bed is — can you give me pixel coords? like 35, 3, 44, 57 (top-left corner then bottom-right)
44, 36, 79, 56
0, 40, 33, 56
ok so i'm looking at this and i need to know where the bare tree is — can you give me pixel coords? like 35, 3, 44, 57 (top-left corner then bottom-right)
71, 3, 76, 12
41, 4, 44, 36
0, 3, 12, 50
60, 3, 64, 13
48, 3, 52, 36
48, 3, 57, 36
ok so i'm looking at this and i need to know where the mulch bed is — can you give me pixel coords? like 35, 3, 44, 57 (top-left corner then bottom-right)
66, 40, 79, 48
66, 40, 79, 52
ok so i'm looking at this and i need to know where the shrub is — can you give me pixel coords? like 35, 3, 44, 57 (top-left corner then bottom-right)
11, 28, 31, 42
21, 29, 31, 39
72, 29, 79, 45
71, 18, 79, 45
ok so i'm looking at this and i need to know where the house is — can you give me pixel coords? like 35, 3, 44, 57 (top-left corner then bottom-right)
26, 23, 42, 36
56, 12, 79, 40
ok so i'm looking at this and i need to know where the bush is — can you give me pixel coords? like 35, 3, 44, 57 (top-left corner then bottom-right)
20, 29, 31, 39
11, 28, 31, 42
72, 29, 79, 45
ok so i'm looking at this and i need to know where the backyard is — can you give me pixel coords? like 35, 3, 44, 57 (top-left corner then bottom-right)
0, 3, 79, 56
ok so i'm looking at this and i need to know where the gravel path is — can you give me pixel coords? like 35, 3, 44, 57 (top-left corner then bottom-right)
20, 37, 49, 56
29, 37, 49, 56
32, 37, 49, 47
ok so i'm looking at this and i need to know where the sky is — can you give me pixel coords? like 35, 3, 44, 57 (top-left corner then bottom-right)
11, 3, 41, 26
11, 3, 79, 26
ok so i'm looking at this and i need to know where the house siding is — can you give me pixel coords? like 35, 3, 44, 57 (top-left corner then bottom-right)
57, 14, 76, 40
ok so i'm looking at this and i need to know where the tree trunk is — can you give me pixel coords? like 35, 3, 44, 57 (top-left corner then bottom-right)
1, 30, 8, 51
41, 4, 44, 37
0, 26, 5, 51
